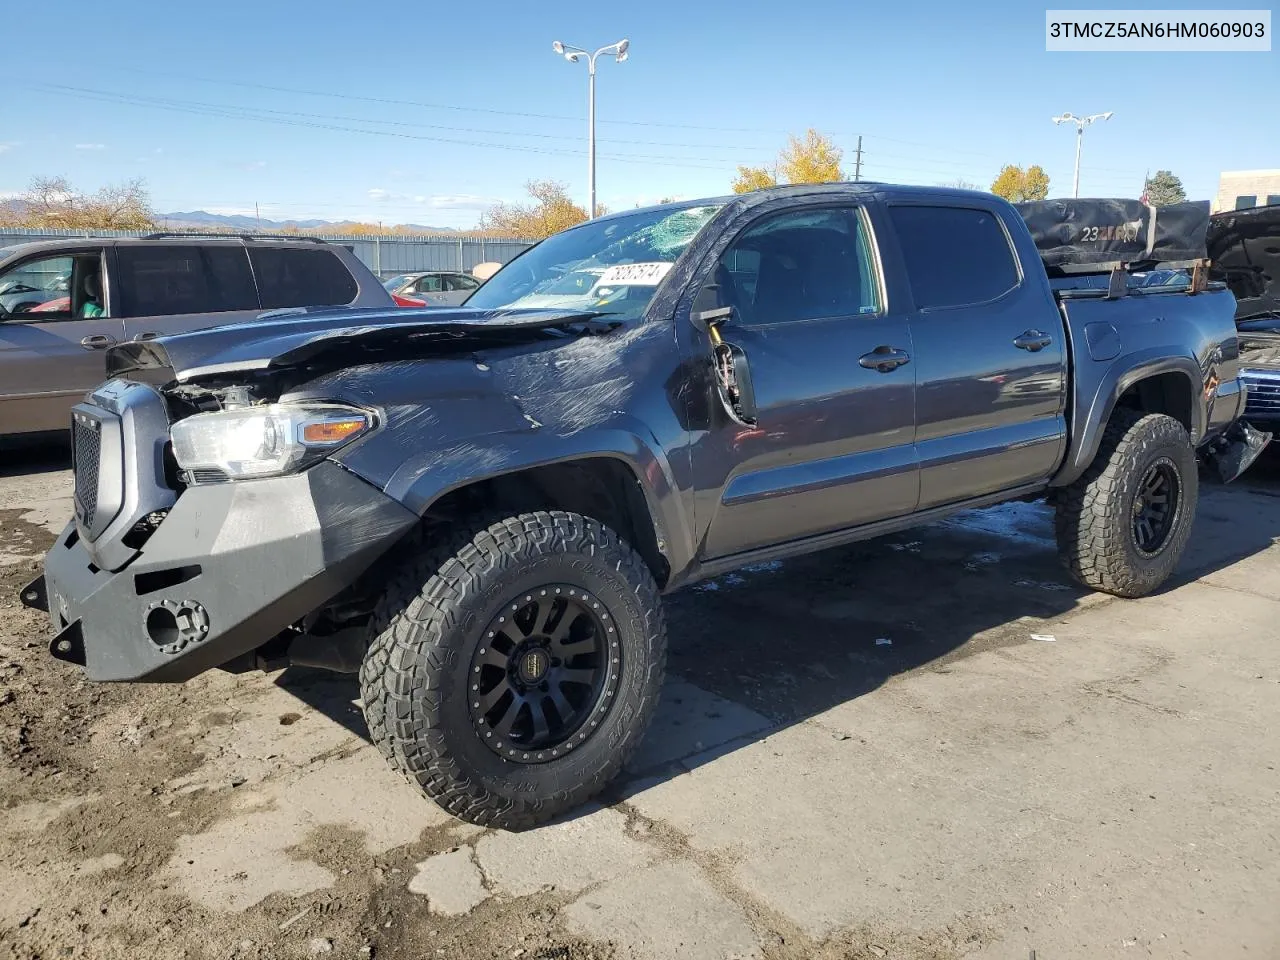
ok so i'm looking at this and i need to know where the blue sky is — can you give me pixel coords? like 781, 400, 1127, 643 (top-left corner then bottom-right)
3, 0, 1275, 227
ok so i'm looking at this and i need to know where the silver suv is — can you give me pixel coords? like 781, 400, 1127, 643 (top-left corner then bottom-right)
0, 235, 393, 436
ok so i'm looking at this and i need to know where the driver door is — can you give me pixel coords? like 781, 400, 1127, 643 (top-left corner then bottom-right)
693, 204, 919, 559
0, 250, 121, 435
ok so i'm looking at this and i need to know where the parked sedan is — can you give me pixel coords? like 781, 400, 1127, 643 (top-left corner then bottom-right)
381, 271, 481, 306
0, 274, 67, 313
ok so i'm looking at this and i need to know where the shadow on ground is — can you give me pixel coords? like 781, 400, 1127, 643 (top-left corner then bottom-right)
0, 435, 70, 479
278, 449, 1280, 819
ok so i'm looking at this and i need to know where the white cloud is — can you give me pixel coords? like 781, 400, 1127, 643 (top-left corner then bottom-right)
74, 143, 106, 151
241, 160, 267, 171
367, 188, 398, 202
427, 194, 498, 210
0, 144, 11, 155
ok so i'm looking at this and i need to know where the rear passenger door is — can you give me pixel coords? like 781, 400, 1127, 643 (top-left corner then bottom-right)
886, 203, 1067, 508
117, 244, 261, 341
411, 273, 449, 306
446, 273, 481, 304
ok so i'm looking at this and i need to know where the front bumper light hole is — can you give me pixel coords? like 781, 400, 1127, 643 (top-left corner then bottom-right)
146, 606, 180, 647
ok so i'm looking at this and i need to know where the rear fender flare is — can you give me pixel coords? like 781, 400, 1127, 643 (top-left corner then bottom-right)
1053, 351, 1204, 487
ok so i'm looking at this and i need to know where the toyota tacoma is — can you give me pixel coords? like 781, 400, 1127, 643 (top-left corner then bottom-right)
22, 184, 1265, 828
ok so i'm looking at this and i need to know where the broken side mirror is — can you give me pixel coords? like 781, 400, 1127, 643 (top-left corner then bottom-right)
690, 282, 731, 333
689, 283, 757, 426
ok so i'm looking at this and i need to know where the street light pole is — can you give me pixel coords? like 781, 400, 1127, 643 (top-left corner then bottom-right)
587, 55, 596, 220
1052, 111, 1113, 198
552, 38, 630, 219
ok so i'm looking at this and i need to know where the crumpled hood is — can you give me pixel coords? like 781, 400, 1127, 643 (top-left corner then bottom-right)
1208, 205, 1280, 322
106, 305, 616, 382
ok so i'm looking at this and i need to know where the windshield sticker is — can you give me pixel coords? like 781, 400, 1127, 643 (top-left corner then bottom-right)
596, 262, 674, 286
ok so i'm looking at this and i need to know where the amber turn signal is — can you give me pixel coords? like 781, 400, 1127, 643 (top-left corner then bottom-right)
301, 418, 368, 444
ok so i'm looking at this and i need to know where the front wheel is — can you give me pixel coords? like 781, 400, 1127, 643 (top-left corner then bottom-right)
359, 511, 667, 830
1054, 410, 1198, 598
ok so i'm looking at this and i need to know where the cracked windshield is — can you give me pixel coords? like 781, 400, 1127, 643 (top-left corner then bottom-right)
465, 203, 723, 318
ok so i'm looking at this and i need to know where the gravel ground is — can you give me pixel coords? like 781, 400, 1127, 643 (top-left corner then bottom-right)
2, 439, 1278, 960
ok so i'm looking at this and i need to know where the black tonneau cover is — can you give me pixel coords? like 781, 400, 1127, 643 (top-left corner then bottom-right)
1015, 199, 1210, 270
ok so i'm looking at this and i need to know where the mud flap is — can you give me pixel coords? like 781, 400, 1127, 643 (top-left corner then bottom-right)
1202, 421, 1271, 483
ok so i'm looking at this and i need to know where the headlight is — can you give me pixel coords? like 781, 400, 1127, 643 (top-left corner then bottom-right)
170, 403, 374, 479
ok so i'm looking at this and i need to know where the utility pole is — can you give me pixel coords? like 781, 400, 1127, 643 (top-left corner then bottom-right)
1052, 112, 1113, 198
853, 136, 863, 182
552, 38, 630, 219
255, 202, 261, 228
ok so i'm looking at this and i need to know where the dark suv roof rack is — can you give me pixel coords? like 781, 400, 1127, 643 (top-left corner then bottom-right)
141, 232, 328, 244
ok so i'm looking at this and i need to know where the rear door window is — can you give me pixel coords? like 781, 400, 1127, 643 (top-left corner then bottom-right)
117, 245, 259, 317
249, 247, 358, 309
888, 206, 1020, 310
446, 274, 480, 291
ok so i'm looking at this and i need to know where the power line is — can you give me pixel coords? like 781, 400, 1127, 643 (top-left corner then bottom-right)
21, 83, 751, 171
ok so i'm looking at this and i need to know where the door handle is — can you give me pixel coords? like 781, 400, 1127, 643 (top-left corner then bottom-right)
79, 335, 116, 350
131, 331, 159, 341
1013, 330, 1053, 352
858, 346, 911, 373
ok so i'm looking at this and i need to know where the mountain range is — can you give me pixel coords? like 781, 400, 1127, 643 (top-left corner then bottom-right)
155, 210, 460, 234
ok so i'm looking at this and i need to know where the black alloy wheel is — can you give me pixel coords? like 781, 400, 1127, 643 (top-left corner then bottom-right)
468, 586, 619, 763
1131, 458, 1180, 555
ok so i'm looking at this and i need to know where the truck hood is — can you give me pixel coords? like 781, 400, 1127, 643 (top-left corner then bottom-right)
1208, 205, 1280, 324
106, 305, 620, 382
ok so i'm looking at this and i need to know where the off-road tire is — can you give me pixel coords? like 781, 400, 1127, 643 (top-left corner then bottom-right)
1054, 409, 1197, 598
359, 511, 666, 829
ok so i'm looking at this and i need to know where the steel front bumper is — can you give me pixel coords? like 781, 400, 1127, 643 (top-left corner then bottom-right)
24, 461, 417, 682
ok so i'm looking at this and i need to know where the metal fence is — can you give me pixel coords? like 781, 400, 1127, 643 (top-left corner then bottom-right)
0, 227, 534, 278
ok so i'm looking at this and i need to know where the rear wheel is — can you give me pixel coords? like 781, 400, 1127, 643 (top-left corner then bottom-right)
1054, 409, 1197, 598
359, 511, 666, 829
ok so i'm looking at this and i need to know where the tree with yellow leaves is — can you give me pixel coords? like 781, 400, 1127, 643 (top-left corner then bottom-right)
990, 164, 1051, 202
480, 180, 592, 239
730, 129, 845, 193
10, 176, 155, 230
779, 130, 843, 184
731, 165, 778, 194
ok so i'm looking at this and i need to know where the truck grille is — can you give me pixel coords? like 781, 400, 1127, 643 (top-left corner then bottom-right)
1243, 372, 1280, 419
72, 415, 103, 526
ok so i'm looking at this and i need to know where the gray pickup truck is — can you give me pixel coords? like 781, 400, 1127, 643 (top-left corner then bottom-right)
23, 184, 1264, 829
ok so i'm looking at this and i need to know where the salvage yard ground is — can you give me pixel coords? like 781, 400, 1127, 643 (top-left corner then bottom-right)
2, 441, 1278, 960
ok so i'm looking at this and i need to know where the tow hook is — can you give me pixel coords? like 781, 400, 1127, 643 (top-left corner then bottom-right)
1202, 421, 1271, 483
19, 575, 48, 612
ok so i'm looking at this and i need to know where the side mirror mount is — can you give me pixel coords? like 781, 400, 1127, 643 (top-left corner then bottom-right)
689, 283, 757, 426
690, 283, 732, 333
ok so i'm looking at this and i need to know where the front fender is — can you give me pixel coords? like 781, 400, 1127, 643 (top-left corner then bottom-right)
336, 415, 695, 584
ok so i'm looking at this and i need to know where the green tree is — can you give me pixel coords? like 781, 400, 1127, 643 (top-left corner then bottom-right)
1143, 170, 1187, 206
778, 129, 844, 185
479, 180, 590, 240
731, 165, 778, 194
990, 164, 1051, 202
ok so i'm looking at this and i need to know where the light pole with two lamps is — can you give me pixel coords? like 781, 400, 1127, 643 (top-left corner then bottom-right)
1052, 111, 1113, 198
551, 38, 629, 219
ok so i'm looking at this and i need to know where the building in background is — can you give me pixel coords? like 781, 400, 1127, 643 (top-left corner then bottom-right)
1214, 170, 1280, 213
